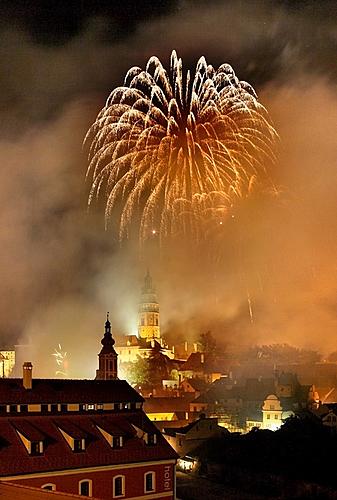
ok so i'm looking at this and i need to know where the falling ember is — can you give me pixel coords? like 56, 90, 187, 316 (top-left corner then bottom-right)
246, 289, 254, 324
52, 344, 69, 377
85, 50, 278, 244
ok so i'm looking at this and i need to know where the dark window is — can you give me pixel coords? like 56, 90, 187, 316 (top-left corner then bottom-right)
31, 441, 42, 455
42, 485, 54, 490
130, 402, 136, 411
50, 404, 58, 413
114, 476, 123, 496
20, 404, 28, 413
79, 404, 86, 411
145, 472, 154, 492
0, 405, 6, 413
114, 403, 120, 411
79, 480, 90, 496
41, 404, 48, 413
61, 404, 67, 412
113, 436, 121, 448
147, 434, 156, 445
10, 405, 17, 413
74, 439, 83, 452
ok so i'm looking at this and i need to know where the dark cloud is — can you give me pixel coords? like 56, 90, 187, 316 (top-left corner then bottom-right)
0, 1, 336, 376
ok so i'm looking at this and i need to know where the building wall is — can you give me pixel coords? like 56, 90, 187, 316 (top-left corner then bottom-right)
0, 350, 15, 378
7, 461, 175, 500
165, 419, 222, 456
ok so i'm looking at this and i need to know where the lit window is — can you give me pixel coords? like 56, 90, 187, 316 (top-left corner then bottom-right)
79, 479, 92, 497
113, 475, 125, 498
42, 484, 56, 491
87, 404, 95, 410
144, 472, 155, 493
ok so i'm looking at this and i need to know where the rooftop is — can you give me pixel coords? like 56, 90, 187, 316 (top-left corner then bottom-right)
0, 379, 144, 405
0, 412, 177, 477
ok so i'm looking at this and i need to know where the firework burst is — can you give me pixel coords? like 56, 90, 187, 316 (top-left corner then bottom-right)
52, 344, 69, 377
85, 51, 277, 244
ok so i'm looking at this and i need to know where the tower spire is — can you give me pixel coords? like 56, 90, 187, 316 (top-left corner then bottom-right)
96, 312, 118, 380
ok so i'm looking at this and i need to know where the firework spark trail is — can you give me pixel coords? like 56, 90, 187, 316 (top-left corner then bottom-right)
85, 51, 277, 244
52, 344, 68, 377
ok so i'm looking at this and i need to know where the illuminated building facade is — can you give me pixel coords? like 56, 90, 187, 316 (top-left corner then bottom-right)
0, 350, 15, 378
116, 272, 174, 364
0, 317, 177, 499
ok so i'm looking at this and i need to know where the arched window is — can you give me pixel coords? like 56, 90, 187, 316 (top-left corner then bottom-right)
113, 475, 125, 498
79, 479, 92, 496
42, 484, 56, 491
144, 471, 155, 493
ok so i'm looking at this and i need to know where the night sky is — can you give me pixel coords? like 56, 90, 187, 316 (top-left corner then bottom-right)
0, 0, 336, 376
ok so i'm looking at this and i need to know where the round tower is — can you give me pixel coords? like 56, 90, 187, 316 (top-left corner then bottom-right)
138, 271, 160, 340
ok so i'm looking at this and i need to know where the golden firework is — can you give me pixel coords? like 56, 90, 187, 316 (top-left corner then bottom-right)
85, 51, 277, 244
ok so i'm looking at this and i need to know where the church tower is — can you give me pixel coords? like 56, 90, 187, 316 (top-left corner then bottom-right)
138, 271, 160, 341
96, 313, 118, 380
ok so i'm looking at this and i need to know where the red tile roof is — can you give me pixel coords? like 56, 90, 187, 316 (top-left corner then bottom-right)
0, 412, 177, 477
0, 481, 99, 499
143, 396, 193, 414
0, 379, 143, 405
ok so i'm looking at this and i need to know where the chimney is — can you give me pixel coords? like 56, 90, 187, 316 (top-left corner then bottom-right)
23, 362, 33, 390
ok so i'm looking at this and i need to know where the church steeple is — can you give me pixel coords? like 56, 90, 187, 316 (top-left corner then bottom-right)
96, 312, 118, 380
138, 271, 160, 341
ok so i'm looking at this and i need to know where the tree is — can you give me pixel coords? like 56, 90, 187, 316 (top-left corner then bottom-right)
199, 330, 217, 354
126, 356, 151, 386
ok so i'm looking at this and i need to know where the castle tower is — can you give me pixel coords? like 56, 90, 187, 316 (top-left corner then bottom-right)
96, 313, 118, 380
138, 271, 160, 341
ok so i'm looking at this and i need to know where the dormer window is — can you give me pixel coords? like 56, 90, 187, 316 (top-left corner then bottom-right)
57, 423, 86, 452
16, 430, 44, 455
146, 433, 157, 446
31, 440, 43, 455
96, 424, 124, 448
73, 438, 85, 452
113, 436, 122, 448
